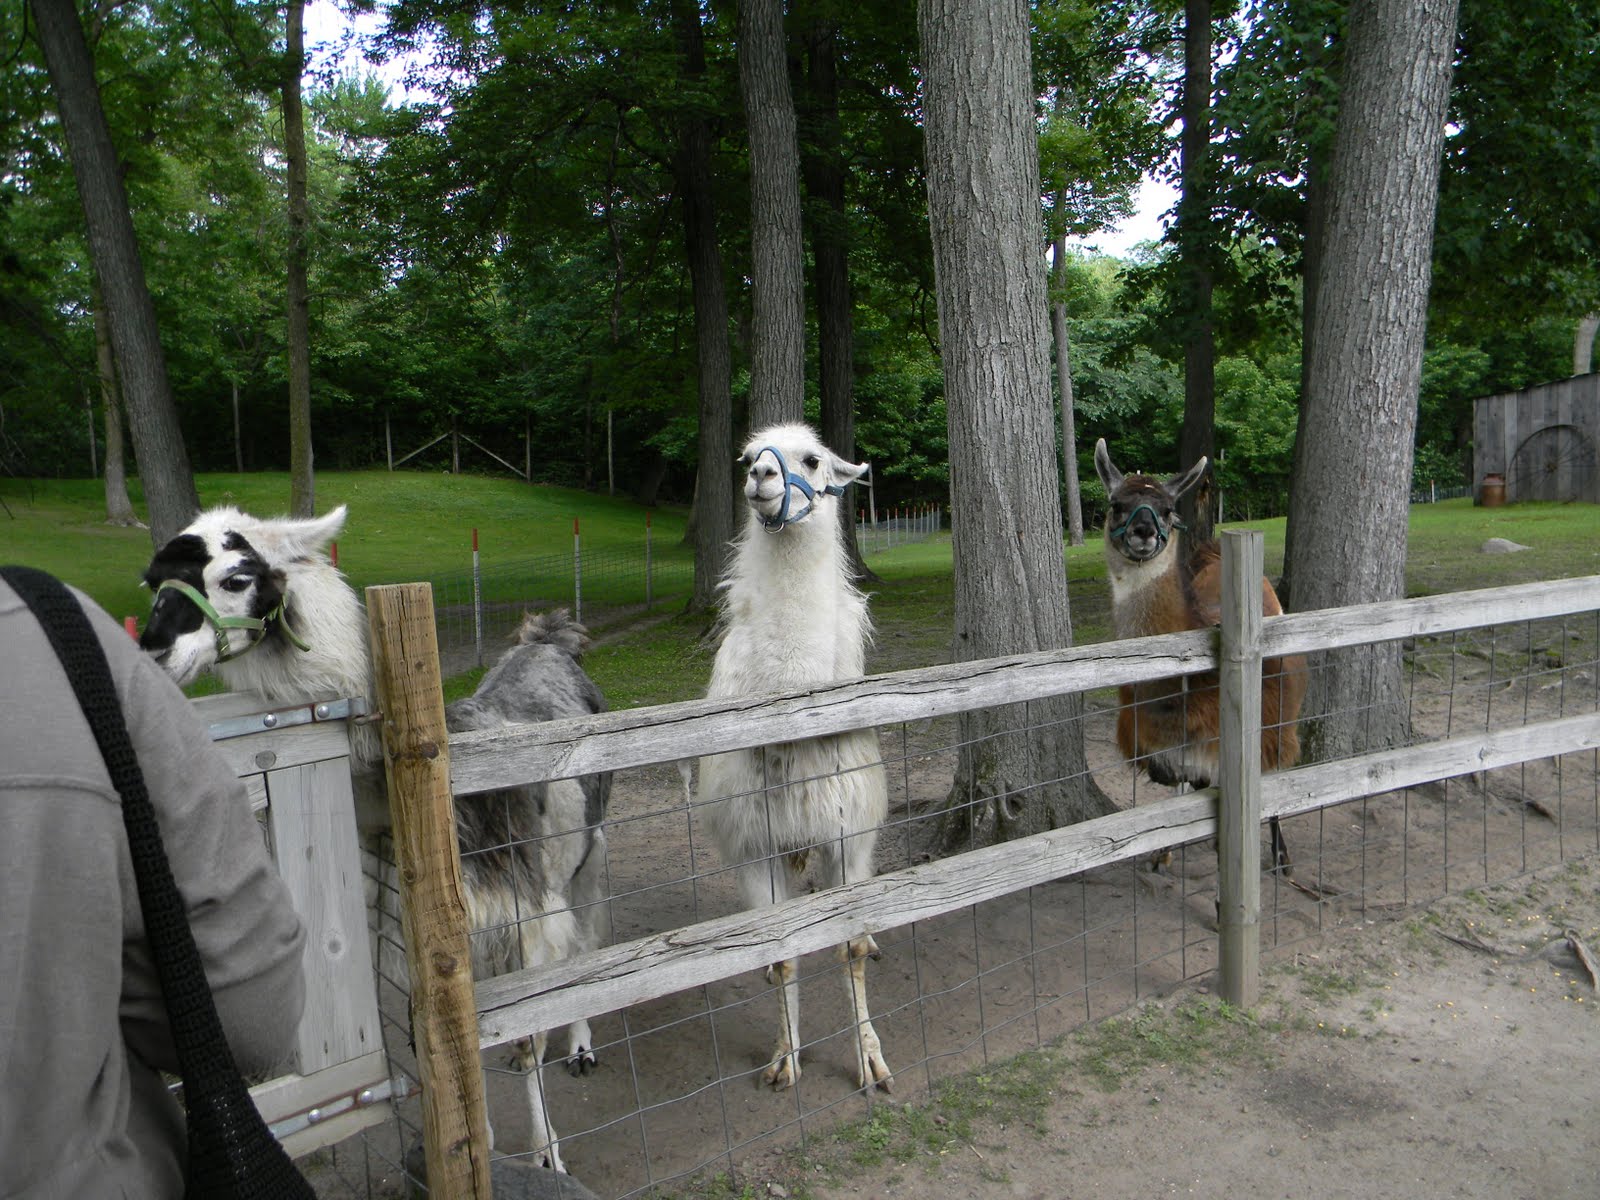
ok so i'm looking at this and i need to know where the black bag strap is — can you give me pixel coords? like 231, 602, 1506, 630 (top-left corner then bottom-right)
2, 565, 315, 1200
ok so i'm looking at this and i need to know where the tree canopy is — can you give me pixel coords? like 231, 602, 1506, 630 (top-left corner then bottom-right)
2, 0, 1594, 524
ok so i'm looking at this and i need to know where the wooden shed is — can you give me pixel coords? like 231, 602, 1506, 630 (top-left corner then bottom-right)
1473, 374, 1600, 503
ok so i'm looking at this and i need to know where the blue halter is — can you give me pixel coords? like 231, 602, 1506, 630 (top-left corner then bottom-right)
754, 445, 848, 532
1109, 502, 1184, 553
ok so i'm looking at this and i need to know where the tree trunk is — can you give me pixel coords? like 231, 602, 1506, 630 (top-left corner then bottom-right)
1279, 148, 1329, 610
232, 377, 243, 472
675, 0, 736, 611
1049, 227, 1084, 547
1283, 0, 1459, 762
1176, 0, 1216, 542
29, 0, 198, 544
95, 300, 140, 527
739, 0, 806, 429
1575, 313, 1599, 375
920, 0, 1115, 845
800, 18, 873, 581
284, 0, 314, 516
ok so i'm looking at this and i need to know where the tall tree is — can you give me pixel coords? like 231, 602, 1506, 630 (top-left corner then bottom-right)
1048, 224, 1084, 546
920, 0, 1114, 843
1175, 0, 1216, 541
797, 14, 870, 577
28, 0, 199, 543
284, 0, 314, 515
739, 0, 806, 429
92, 298, 139, 526
674, 0, 737, 611
1283, 0, 1460, 760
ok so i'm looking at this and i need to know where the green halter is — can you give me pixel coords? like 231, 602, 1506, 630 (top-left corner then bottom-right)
156, 578, 311, 663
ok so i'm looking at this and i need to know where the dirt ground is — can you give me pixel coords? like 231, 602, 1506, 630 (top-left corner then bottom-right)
303, 598, 1600, 1199
790, 856, 1600, 1200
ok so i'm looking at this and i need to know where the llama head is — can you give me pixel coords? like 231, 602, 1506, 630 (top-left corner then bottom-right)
1094, 438, 1207, 564
739, 423, 869, 533
139, 505, 346, 686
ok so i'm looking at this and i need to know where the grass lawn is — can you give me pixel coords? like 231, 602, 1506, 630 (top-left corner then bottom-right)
0, 471, 690, 627
5, 474, 1598, 709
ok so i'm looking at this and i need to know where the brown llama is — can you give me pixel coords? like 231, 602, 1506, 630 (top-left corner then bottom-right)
1093, 439, 1308, 872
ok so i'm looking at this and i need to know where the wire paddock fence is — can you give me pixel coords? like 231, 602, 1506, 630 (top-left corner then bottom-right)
370, 510, 944, 677
292, 535, 1600, 1199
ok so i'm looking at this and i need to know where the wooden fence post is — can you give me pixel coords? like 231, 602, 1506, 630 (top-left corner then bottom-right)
366, 583, 493, 1198
1216, 530, 1264, 1006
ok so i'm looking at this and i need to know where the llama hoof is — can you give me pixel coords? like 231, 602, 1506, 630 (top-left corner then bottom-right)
537, 1146, 567, 1174
508, 1036, 540, 1072
859, 1056, 893, 1093
566, 1047, 597, 1077
762, 1052, 801, 1090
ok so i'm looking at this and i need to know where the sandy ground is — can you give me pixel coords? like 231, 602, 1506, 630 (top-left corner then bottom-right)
786, 857, 1600, 1200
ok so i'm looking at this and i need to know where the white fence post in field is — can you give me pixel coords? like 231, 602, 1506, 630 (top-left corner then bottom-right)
573, 517, 583, 625
1217, 530, 1265, 1006
471, 527, 483, 668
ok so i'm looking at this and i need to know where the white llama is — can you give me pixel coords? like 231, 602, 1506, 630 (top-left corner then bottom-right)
138, 505, 610, 1171
697, 423, 893, 1093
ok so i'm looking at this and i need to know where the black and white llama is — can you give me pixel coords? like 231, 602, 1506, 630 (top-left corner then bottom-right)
696, 423, 894, 1094
138, 505, 609, 1171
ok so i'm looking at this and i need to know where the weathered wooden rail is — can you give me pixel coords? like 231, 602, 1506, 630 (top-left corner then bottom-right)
365, 538, 1600, 1195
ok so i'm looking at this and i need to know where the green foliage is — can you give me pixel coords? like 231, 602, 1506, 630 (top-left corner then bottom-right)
3, 0, 1598, 545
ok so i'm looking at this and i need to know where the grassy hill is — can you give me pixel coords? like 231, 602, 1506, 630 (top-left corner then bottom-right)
0, 471, 691, 623
5, 471, 1597, 708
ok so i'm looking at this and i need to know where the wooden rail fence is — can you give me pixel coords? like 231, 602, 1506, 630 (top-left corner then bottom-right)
365, 533, 1600, 1195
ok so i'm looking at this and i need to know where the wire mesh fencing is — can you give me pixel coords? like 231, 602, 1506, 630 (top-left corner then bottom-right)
298, 558, 1600, 1198
363, 511, 942, 681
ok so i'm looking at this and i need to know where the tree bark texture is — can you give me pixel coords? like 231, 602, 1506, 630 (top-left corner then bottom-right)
1176, 0, 1216, 543
800, 19, 871, 580
738, 0, 806, 429
285, 0, 315, 517
1279, 151, 1330, 610
1575, 314, 1599, 376
29, 0, 198, 544
919, 0, 1114, 842
1049, 228, 1084, 547
94, 300, 139, 527
1283, 0, 1460, 761
674, 0, 737, 612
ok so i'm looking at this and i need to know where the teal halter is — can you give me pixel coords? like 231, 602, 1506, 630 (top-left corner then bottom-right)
156, 578, 311, 663
754, 445, 848, 532
1109, 502, 1184, 553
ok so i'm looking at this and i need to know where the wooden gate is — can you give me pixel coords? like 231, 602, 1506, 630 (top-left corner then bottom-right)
195, 691, 392, 1157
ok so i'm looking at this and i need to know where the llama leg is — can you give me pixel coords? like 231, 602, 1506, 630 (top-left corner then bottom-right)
734, 857, 803, 1088
838, 936, 893, 1092
563, 827, 610, 1075
763, 956, 803, 1090
517, 1030, 565, 1172
1268, 815, 1293, 874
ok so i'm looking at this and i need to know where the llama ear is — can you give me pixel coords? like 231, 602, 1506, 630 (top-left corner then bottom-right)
1093, 439, 1122, 493
1167, 457, 1209, 500
828, 454, 870, 488
271, 505, 348, 562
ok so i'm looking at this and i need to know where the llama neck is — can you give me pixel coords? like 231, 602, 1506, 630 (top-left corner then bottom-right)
709, 511, 869, 697
1105, 536, 1193, 638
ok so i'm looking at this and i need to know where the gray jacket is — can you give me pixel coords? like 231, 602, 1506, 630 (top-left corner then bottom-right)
0, 577, 306, 1199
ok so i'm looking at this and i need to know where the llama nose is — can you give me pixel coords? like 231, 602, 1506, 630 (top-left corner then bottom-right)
750, 461, 779, 483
